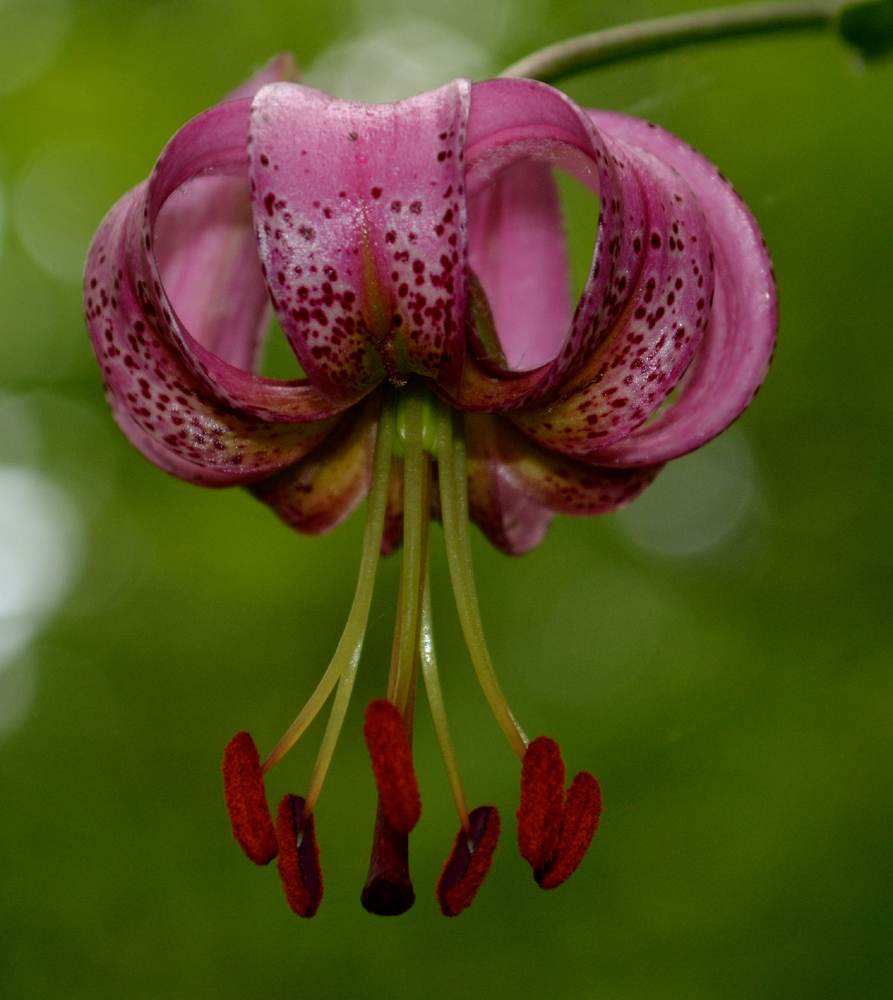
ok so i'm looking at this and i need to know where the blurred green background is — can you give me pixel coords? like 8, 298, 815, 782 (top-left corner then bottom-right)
0, 0, 891, 997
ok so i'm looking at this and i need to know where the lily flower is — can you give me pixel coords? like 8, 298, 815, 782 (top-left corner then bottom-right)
84, 54, 776, 917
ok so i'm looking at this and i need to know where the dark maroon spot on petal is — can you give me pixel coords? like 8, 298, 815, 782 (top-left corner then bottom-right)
371, 187, 382, 199
264, 193, 276, 216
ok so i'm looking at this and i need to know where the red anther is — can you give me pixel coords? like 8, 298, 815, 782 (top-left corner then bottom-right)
363, 699, 422, 834
275, 794, 323, 917
437, 806, 501, 917
361, 801, 415, 916
517, 736, 565, 870
222, 731, 278, 865
535, 772, 602, 890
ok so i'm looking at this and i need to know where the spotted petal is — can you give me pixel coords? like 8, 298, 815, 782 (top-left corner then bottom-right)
85, 185, 337, 487
579, 112, 778, 466
247, 80, 470, 406
447, 78, 650, 411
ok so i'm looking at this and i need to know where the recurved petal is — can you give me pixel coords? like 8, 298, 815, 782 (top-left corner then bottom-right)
247, 80, 471, 406
578, 112, 778, 467
509, 132, 715, 456
142, 97, 341, 423
249, 394, 376, 535
85, 187, 338, 486
464, 413, 553, 555
465, 413, 661, 520
467, 158, 572, 372
448, 78, 649, 411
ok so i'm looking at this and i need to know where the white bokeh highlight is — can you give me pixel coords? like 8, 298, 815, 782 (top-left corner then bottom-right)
306, 20, 490, 102
14, 143, 127, 283
615, 426, 758, 557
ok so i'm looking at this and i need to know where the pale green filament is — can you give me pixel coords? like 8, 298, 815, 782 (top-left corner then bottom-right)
434, 402, 529, 761
419, 567, 471, 834
391, 384, 431, 716
264, 393, 395, 782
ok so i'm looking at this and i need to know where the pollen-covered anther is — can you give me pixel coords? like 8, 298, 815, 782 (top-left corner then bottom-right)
222, 731, 279, 865
276, 794, 324, 917
517, 736, 603, 889
437, 806, 501, 916
363, 698, 422, 834
535, 772, 602, 890
516, 735, 565, 869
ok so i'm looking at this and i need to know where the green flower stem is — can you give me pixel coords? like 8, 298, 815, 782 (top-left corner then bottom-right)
435, 402, 529, 761
266, 394, 395, 805
419, 567, 471, 834
501, 0, 851, 83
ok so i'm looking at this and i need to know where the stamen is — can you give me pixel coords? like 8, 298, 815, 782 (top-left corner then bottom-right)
262, 392, 397, 776
535, 771, 602, 890
435, 402, 528, 760
517, 735, 566, 870
419, 570, 470, 833
297, 396, 397, 816
437, 805, 501, 917
363, 699, 421, 834
275, 794, 323, 917
360, 803, 416, 916
222, 731, 278, 865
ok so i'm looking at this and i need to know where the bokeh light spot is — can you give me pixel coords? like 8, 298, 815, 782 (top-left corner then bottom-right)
306, 20, 490, 102
615, 427, 758, 557
0, 466, 81, 684
13, 143, 127, 283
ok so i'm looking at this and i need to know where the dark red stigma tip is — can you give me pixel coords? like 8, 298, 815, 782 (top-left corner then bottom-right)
275, 794, 323, 917
361, 802, 415, 916
535, 771, 602, 889
437, 806, 501, 917
517, 735, 565, 870
222, 731, 278, 865
363, 699, 422, 834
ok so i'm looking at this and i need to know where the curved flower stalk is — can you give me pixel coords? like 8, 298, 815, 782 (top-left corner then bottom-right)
84, 46, 776, 917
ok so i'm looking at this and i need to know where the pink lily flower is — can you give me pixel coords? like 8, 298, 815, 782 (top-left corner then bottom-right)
84, 55, 776, 917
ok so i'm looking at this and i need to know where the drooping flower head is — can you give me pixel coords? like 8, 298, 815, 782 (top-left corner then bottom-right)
84, 54, 776, 916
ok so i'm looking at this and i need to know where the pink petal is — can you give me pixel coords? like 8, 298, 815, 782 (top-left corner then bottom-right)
510, 135, 714, 454
247, 81, 470, 406
467, 158, 572, 371
579, 112, 778, 466
142, 98, 341, 423
85, 188, 336, 487
447, 78, 651, 410
464, 413, 554, 554
468, 414, 662, 517
249, 395, 377, 534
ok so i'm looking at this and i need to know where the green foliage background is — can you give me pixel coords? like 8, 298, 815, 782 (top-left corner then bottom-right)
0, 1, 890, 997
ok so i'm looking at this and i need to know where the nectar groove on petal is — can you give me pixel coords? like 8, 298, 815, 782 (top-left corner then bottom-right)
276, 794, 323, 917
517, 735, 565, 869
222, 731, 278, 865
437, 806, 501, 917
363, 699, 422, 834
535, 772, 602, 890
